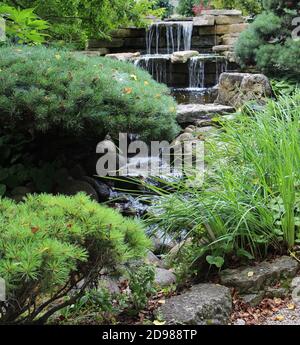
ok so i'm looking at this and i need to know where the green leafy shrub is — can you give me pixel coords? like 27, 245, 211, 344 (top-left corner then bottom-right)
147, 91, 300, 274
212, 0, 263, 15
4, 0, 165, 48
235, 0, 300, 77
0, 193, 150, 324
0, 45, 178, 142
0, 3, 49, 44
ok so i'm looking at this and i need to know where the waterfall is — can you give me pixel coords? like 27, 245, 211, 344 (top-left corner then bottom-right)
134, 55, 169, 84
189, 57, 205, 89
146, 21, 193, 55
215, 57, 228, 85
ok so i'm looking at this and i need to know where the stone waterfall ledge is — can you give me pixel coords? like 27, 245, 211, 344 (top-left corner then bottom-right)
157, 284, 232, 325
177, 103, 235, 126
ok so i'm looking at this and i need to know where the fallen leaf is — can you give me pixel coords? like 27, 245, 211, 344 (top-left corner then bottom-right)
247, 271, 254, 278
275, 315, 285, 321
274, 298, 282, 305
31, 226, 39, 234
130, 74, 138, 81
158, 300, 166, 305
144, 81, 149, 86
287, 303, 295, 310
153, 320, 166, 326
123, 87, 133, 95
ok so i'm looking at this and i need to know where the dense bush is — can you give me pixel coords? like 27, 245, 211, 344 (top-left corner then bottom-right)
4, 0, 165, 48
177, 0, 262, 16
0, 193, 150, 324
0, 45, 178, 142
147, 91, 300, 276
235, 0, 300, 77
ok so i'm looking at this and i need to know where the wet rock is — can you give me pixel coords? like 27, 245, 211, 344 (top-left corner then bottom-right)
171, 50, 199, 64
177, 103, 235, 125
220, 256, 300, 294
241, 292, 264, 307
216, 72, 272, 108
158, 284, 232, 325
154, 268, 176, 287
58, 180, 99, 201
81, 176, 111, 202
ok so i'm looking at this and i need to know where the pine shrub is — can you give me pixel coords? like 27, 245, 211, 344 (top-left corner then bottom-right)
0, 193, 150, 324
235, 0, 300, 77
0, 45, 179, 142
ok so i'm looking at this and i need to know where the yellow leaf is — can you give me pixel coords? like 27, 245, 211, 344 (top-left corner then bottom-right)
153, 320, 166, 326
123, 87, 133, 95
275, 315, 285, 321
55, 54, 61, 60
287, 303, 295, 310
274, 298, 282, 305
144, 81, 149, 86
247, 271, 254, 278
130, 74, 138, 81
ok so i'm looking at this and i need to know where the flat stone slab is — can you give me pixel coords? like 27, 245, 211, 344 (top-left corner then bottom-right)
177, 103, 235, 125
105, 52, 140, 61
220, 256, 300, 294
159, 284, 232, 325
171, 50, 199, 64
201, 10, 242, 16
193, 15, 215, 27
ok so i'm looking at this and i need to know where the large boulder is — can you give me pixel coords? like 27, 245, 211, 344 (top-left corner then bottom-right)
154, 268, 176, 287
220, 256, 300, 294
216, 72, 273, 108
177, 103, 235, 125
158, 284, 232, 325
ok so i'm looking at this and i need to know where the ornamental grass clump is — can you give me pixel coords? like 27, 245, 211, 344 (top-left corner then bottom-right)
146, 91, 300, 273
0, 193, 150, 324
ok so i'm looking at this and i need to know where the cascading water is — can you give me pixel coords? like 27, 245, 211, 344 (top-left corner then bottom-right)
134, 55, 170, 84
189, 57, 205, 89
215, 57, 228, 85
146, 21, 193, 55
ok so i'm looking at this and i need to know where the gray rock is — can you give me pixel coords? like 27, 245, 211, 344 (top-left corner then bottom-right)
292, 286, 300, 305
98, 277, 120, 295
177, 103, 235, 125
220, 256, 300, 294
193, 15, 215, 27
291, 277, 300, 289
241, 292, 264, 307
154, 268, 176, 287
159, 284, 232, 325
105, 52, 141, 61
235, 318, 246, 326
171, 50, 199, 64
265, 287, 288, 299
58, 180, 99, 201
145, 251, 164, 268
81, 176, 111, 202
216, 72, 272, 108
202, 9, 242, 16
